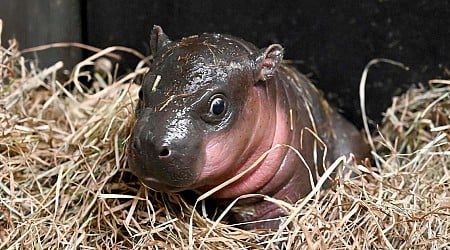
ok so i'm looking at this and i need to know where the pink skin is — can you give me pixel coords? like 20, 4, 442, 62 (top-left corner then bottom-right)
196, 83, 292, 199
189, 65, 332, 228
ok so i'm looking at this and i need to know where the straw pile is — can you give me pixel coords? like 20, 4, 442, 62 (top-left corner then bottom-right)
1, 26, 449, 248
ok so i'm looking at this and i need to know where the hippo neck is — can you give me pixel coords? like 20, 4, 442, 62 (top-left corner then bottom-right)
205, 65, 333, 200
257, 65, 331, 195
223, 65, 337, 226
198, 73, 290, 198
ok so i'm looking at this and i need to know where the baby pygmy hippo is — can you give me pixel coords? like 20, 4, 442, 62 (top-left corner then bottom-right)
127, 26, 370, 229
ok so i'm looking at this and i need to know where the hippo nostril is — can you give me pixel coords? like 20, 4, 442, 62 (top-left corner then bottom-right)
159, 146, 171, 158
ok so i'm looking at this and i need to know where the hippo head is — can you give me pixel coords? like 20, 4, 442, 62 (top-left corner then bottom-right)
128, 26, 284, 193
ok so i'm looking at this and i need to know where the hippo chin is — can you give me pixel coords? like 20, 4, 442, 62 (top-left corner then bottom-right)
127, 25, 370, 229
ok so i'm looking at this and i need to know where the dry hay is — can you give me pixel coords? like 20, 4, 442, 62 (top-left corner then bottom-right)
1, 28, 449, 249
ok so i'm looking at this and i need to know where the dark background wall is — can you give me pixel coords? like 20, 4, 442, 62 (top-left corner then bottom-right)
1, 0, 449, 128
0, 0, 82, 68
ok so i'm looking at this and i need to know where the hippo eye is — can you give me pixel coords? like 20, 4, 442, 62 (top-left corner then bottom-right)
209, 95, 226, 116
202, 94, 229, 124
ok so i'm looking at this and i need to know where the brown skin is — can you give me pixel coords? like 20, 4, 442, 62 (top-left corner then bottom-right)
127, 26, 370, 229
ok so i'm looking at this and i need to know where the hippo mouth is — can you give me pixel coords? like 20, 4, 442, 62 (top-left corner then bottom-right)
140, 176, 191, 193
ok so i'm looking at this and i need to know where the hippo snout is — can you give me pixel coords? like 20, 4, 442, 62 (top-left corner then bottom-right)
130, 131, 171, 160
127, 112, 204, 192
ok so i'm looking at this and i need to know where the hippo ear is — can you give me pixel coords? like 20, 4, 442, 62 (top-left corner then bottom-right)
251, 44, 284, 81
150, 25, 172, 56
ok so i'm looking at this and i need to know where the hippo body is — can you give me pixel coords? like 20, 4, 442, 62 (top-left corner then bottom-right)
128, 26, 369, 229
